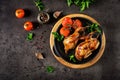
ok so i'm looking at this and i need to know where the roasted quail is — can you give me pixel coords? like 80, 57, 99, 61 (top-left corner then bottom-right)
63, 27, 85, 53
75, 32, 100, 60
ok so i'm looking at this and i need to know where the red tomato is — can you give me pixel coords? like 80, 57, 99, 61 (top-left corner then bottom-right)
24, 21, 33, 31
72, 19, 82, 29
62, 17, 73, 28
60, 27, 70, 37
15, 9, 25, 18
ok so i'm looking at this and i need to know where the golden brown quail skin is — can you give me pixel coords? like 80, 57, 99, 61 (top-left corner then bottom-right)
63, 27, 85, 53
75, 38, 100, 61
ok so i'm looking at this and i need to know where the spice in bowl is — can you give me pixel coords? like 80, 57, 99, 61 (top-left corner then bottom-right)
37, 12, 50, 24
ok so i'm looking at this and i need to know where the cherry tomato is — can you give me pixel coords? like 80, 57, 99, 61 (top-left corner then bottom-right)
24, 21, 33, 31
60, 27, 70, 37
72, 19, 82, 29
15, 9, 25, 18
62, 17, 73, 28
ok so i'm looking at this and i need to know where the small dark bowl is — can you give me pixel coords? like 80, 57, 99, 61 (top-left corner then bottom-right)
50, 14, 106, 69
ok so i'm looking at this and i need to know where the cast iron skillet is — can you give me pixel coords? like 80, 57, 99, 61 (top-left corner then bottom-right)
50, 14, 106, 69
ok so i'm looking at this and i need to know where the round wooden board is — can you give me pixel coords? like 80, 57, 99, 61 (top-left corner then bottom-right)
50, 14, 106, 69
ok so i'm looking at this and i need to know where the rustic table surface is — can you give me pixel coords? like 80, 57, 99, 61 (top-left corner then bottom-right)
0, 0, 120, 80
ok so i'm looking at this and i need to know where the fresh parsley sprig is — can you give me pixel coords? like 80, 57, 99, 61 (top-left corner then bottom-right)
26, 32, 34, 41
67, 0, 95, 11
52, 32, 64, 41
87, 23, 102, 34
34, 0, 44, 11
69, 54, 76, 63
67, 0, 73, 7
46, 66, 54, 73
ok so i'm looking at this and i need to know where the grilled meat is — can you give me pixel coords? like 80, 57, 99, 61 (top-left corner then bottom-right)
63, 27, 85, 53
75, 32, 100, 60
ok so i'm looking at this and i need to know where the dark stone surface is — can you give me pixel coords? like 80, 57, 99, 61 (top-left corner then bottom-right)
0, 0, 120, 80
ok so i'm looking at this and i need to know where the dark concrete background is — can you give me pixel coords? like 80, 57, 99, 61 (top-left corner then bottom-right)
0, 0, 120, 80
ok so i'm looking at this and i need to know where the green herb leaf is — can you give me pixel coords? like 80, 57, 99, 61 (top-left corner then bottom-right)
74, 0, 80, 6
67, 0, 73, 7
69, 54, 76, 62
87, 23, 102, 34
80, 2, 86, 11
46, 66, 54, 73
66, 0, 95, 11
52, 32, 64, 41
26, 32, 34, 41
34, 0, 44, 11
86, 1, 90, 8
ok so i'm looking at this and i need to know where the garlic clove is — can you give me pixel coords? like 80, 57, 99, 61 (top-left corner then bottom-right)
35, 52, 44, 60
53, 11, 62, 19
